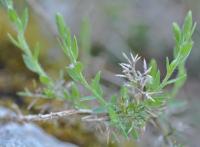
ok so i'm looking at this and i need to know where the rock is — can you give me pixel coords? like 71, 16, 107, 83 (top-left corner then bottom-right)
0, 107, 77, 147
0, 107, 15, 118
0, 123, 78, 147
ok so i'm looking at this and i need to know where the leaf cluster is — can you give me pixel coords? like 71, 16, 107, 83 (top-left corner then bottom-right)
1, 0, 196, 144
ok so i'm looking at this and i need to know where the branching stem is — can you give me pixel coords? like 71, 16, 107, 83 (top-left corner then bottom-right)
0, 109, 109, 122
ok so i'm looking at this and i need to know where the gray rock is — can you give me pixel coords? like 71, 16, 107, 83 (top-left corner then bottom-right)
0, 107, 16, 118
0, 107, 77, 147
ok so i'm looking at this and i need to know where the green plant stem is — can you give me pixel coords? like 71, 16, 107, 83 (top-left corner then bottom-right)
79, 74, 107, 106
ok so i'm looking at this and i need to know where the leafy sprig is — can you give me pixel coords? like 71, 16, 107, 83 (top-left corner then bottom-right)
1, 0, 51, 85
56, 13, 107, 106
1, 0, 195, 145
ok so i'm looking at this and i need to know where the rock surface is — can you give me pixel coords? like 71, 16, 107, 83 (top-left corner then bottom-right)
0, 107, 77, 147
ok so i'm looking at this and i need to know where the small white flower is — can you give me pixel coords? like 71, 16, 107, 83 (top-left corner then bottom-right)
117, 53, 158, 102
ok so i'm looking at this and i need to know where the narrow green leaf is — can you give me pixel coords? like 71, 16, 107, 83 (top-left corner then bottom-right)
72, 36, 79, 60
80, 96, 96, 101
183, 11, 192, 37
154, 70, 161, 89
91, 71, 103, 95
164, 74, 186, 86
8, 9, 17, 22
57, 38, 68, 55
172, 22, 181, 43
71, 83, 80, 99
180, 42, 193, 59
191, 22, 197, 35
119, 121, 128, 138
56, 13, 72, 56
166, 57, 170, 73
39, 75, 51, 85
56, 13, 67, 39
33, 43, 40, 60
149, 59, 157, 78
169, 58, 179, 74
145, 96, 165, 107
66, 62, 83, 81
17, 88, 36, 97
22, 55, 37, 73
43, 88, 55, 98
63, 90, 70, 99
7, 33, 20, 48
120, 86, 128, 100
21, 8, 29, 31
108, 108, 118, 124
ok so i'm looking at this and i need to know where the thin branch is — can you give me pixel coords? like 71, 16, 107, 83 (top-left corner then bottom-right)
0, 109, 109, 122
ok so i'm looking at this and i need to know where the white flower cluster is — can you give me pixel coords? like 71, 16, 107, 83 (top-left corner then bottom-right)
116, 53, 156, 102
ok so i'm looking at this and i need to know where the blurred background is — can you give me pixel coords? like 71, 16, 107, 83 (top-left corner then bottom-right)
0, 0, 200, 146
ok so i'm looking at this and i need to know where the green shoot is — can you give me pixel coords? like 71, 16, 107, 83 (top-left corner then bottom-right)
1, 0, 52, 85
1, 0, 195, 145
